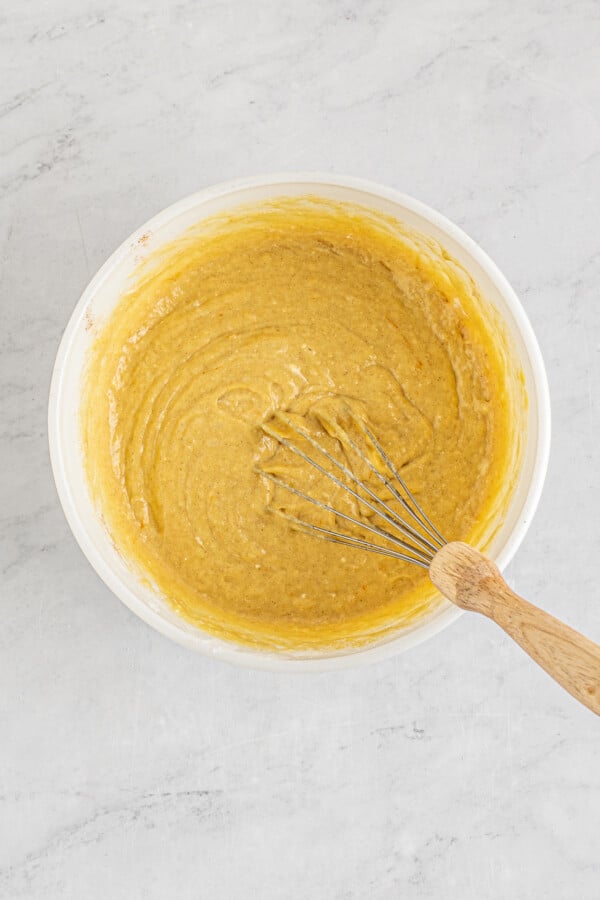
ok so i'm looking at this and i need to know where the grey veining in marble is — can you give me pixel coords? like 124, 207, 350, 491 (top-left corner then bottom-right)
2, 1, 599, 897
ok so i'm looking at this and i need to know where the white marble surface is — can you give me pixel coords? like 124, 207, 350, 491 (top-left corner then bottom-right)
2, 0, 600, 896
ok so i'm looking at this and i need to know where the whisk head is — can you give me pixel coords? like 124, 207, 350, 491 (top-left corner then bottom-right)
258, 404, 446, 569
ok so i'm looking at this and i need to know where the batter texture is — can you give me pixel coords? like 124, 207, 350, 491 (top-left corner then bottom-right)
82, 198, 517, 650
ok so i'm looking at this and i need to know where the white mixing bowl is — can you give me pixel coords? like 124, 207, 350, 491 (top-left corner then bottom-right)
48, 174, 551, 670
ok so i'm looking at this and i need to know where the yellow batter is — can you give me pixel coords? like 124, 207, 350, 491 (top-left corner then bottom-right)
82, 197, 518, 651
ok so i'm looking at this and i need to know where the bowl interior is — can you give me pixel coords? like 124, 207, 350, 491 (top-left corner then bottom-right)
49, 175, 549, 670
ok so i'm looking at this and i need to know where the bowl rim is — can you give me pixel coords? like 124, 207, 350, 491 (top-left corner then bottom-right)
48, 172, 551, 671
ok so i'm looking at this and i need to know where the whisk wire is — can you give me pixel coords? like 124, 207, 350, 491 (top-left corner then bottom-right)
327, 416, 444, 553
263, 413, 443, 555
262, 415, 435, 559
260, 469, 433, 564
261, 411, 446, 565
273, 508, 431, 568
358, 420, 446, 548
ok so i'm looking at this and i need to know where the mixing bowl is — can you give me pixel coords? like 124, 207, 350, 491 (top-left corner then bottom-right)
48, 174, 551, 670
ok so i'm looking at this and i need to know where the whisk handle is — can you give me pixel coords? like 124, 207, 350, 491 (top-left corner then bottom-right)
429, 542, 600, 716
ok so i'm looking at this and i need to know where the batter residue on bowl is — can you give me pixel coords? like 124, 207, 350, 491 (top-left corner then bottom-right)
82, 197, 518, 650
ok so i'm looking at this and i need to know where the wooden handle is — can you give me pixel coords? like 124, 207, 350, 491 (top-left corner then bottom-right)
429, 542, 600, 715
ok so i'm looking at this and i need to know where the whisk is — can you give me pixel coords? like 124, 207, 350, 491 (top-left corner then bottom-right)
260, 410, 600, 715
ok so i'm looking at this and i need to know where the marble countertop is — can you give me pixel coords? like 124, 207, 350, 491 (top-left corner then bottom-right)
2, 1, 599, 897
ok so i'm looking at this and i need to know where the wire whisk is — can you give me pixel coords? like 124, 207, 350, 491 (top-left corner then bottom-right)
257, 407, 600, 716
